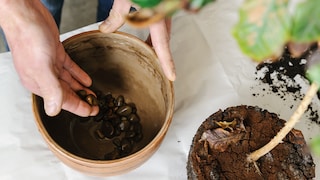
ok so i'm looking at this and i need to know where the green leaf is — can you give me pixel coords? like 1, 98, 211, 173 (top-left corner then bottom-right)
232, 0, 291, 61
131, 0, 162, 8
306, 63, 320, 85
291, 0, 320, 43
310, 135, 320, 156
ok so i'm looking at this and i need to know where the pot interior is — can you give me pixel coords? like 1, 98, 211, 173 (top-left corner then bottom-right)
34, 32, 171, 160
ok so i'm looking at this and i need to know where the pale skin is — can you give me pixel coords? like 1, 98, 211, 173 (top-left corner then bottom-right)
0, 0, 175, 117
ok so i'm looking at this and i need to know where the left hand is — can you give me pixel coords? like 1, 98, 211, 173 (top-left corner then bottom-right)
99, 0, 176, 81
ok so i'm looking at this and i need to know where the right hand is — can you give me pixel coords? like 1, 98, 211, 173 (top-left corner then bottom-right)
0, 0, 99, 117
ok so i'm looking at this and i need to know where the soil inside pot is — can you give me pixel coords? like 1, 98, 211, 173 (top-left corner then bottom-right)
187, 105, 315, 180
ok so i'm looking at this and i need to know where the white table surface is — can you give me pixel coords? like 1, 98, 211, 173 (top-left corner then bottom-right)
1, 1, 319, 179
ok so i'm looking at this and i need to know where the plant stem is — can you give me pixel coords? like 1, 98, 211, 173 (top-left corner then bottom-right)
247, 82, 319, 163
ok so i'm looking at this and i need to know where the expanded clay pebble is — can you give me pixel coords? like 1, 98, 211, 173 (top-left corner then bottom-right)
76, 90, 143, 160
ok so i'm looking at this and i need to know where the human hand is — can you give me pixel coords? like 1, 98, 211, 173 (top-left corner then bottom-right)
99, 0, 176, 81
0, 1, 98, 117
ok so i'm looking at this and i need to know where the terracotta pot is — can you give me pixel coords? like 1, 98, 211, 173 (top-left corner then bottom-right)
187, 105, 315, 179
32, 30, 174, 176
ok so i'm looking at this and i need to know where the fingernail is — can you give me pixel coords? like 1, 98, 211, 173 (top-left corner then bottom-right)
99, 20, 112, 33
90, 111, 97, 116
90, 107, 99, 116
166, 66, 176, 81
45, 101, 59, 116
168, 70, 176, 81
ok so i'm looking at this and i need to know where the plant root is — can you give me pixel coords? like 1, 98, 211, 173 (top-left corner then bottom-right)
247, 82, 319, 163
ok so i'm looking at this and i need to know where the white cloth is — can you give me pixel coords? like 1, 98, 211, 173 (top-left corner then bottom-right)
0, 1, 319, 179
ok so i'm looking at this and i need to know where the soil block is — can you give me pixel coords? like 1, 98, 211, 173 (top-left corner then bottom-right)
187, 105, 315, 180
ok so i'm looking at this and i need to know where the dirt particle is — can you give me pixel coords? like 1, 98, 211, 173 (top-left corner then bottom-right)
253, 45, 320, 124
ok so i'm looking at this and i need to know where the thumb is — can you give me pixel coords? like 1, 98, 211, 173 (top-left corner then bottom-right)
38, 71, 63, 116
44, 93, 62, 116
149, 19, 176, 81
99, 0, 132, 33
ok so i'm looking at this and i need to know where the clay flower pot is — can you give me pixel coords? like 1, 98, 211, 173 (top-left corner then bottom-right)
32, 31, 174, 176
187, 105, 315, 179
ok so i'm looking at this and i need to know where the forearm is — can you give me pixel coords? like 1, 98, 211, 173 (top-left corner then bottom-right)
0, 0, 46, 31
0, 0, 27, 26
0, 0, 57, 50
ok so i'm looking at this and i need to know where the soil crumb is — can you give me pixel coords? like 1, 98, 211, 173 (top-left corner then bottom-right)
254, 45, 320, 124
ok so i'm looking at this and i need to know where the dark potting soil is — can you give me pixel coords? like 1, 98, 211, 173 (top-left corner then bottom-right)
187, 105, 315, 180
254, 44, 320, 124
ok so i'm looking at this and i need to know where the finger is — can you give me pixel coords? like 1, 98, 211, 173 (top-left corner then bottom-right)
99, 0, 132, 33
60, 82, 99, 117
58, 68, 84, 91
63, 55, 92, 87
58, 44, 92, 87
149, 19, 176, 81
57, 45, 98, 116
56, 68, 99, 116
17, 63, 63, 116
34, 66, 64, 116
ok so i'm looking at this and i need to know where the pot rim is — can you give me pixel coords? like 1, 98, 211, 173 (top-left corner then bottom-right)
32, 30, 175, 166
